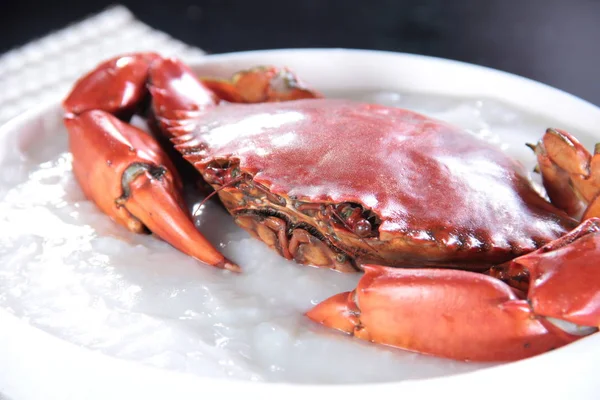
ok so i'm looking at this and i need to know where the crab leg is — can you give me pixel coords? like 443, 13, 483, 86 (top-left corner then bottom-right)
533, 128, 600, 219
307, 219, 600, 362
63, 53, 237, 271
200, 66, 322, 103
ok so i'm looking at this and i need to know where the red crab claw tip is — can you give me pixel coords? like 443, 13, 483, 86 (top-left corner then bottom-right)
63, 52, 161, 116
65, 110, 238, 272
306, 291, 358, 335
121, 170, 240, 272
221, 260, 242, 273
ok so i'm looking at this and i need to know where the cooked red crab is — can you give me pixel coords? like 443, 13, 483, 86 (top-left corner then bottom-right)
62, 52, 600, 362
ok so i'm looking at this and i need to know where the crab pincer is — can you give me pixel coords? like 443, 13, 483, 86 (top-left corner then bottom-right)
307, 218, 600, 362
62, 53, 238, 271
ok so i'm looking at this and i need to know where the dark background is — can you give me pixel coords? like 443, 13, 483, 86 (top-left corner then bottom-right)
2, 0, 600, 106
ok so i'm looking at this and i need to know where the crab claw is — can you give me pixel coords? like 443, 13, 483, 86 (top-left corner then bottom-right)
496, 217, 600, 330
201, 66, 322, 103
64, 110, 239, 272
309, 219, 600, 361
532, 128, 600, 220
307, 265, 573, 362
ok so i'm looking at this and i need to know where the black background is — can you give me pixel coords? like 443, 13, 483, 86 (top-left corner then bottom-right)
2, 0, 600, 106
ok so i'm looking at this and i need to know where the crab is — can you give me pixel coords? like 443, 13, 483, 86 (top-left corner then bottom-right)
62, 52, 600, 362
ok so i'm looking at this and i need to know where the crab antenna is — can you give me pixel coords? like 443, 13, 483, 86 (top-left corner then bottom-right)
193, 175, 246, 217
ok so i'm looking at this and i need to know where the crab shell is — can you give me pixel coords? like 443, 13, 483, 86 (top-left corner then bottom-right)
170, 98, 575, 272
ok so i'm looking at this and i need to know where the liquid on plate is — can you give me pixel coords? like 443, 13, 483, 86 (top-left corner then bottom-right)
0, 91, 592, 383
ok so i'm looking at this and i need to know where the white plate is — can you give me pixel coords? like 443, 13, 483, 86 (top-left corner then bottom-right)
1, 49, 599, 400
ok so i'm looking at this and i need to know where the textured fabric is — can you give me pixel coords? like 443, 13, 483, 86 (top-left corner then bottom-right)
0, 5, 205, 124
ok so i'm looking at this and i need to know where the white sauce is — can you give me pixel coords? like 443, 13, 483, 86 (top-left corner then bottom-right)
0, 92, 592, 384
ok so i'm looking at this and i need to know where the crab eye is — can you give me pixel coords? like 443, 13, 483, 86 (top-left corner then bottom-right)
354, 219, 372, 237
329, 202, 380, 238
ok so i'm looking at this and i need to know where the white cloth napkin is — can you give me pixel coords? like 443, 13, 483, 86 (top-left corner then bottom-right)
0, 5, 206, 125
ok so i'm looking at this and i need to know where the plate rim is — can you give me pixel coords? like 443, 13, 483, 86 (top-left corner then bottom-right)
1, 47, 599, 400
